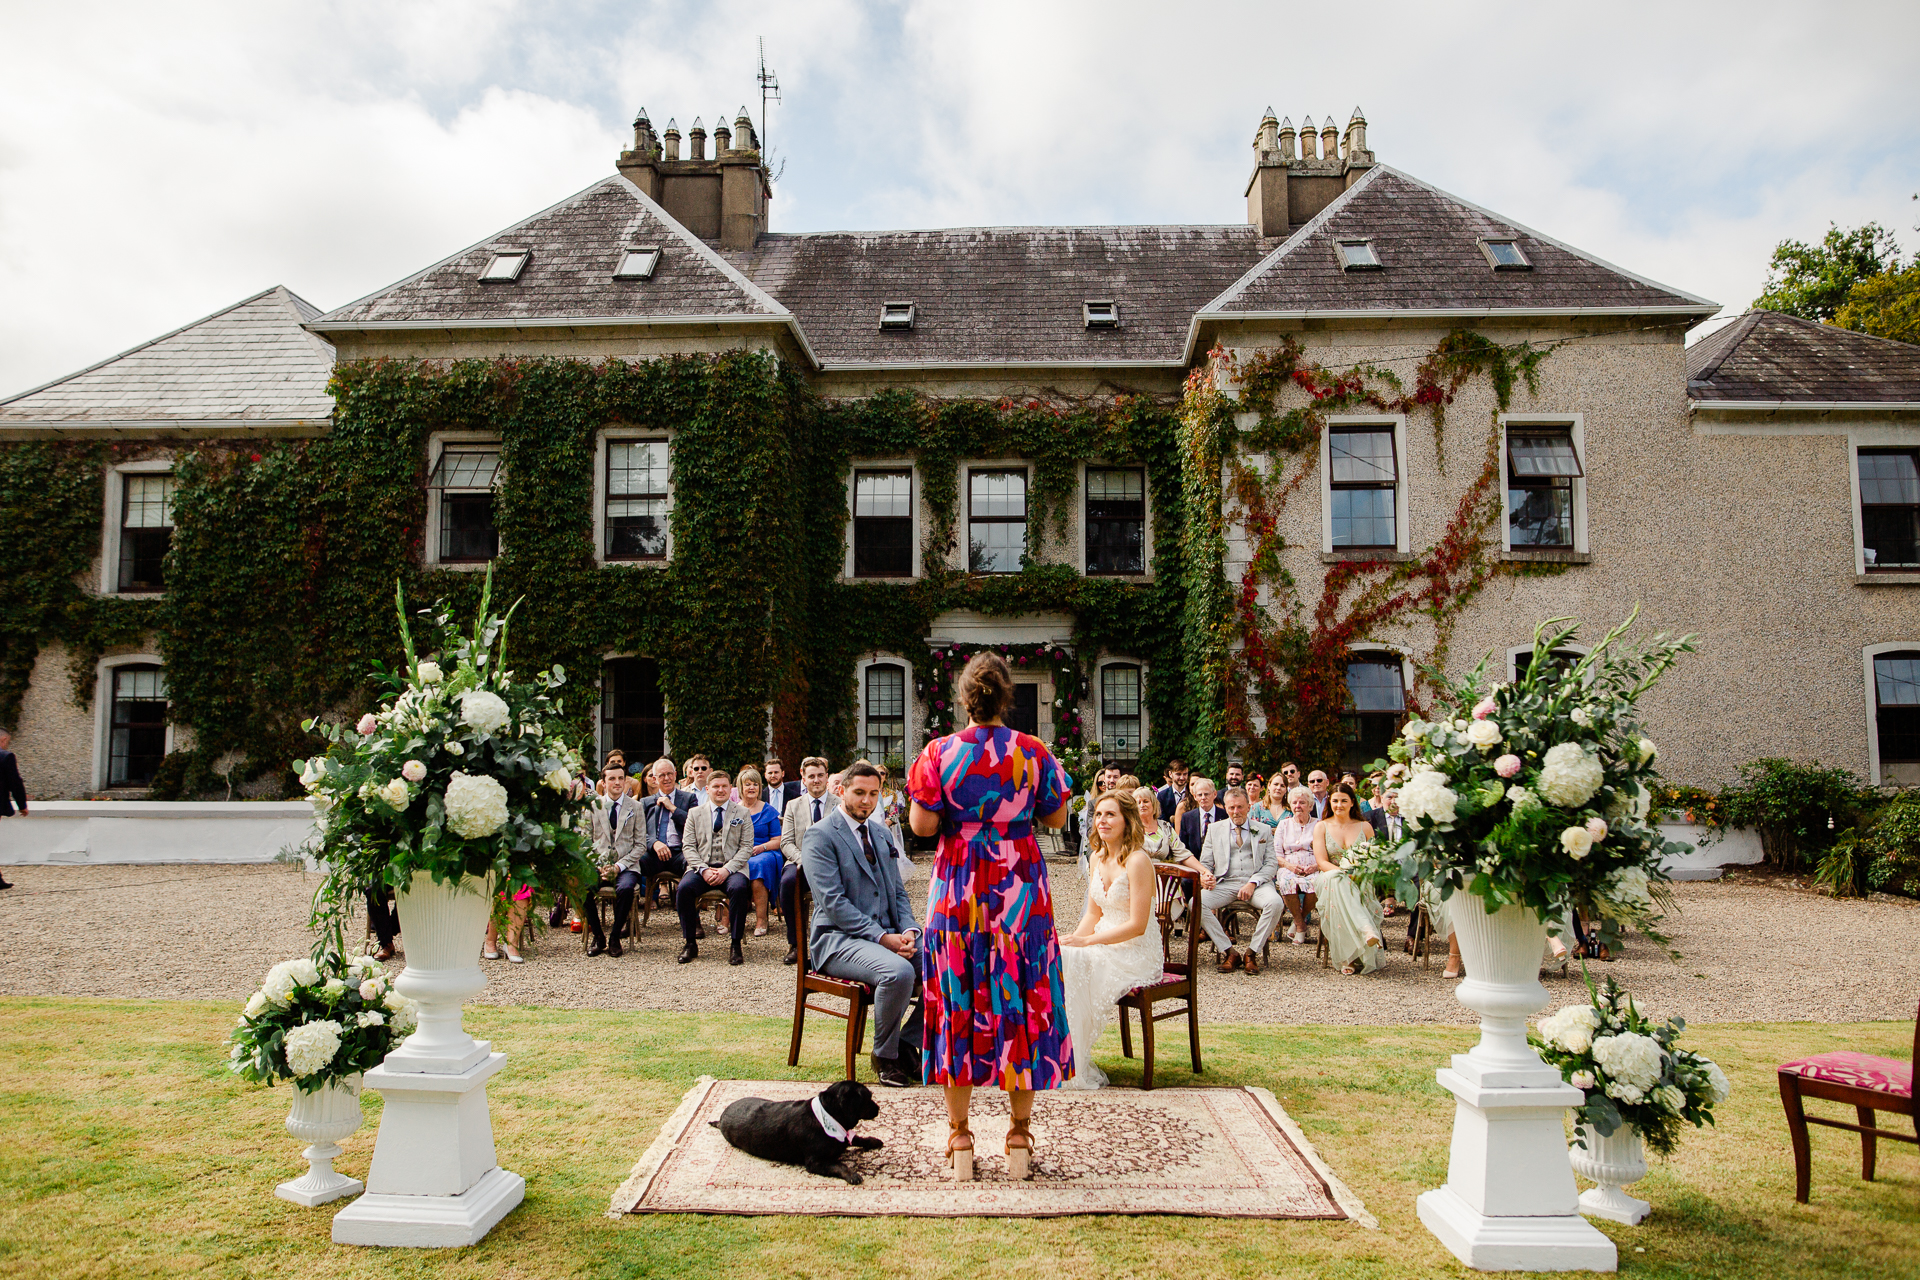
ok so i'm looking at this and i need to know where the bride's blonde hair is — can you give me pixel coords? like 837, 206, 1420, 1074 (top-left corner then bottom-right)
1089, 791, 1146, 872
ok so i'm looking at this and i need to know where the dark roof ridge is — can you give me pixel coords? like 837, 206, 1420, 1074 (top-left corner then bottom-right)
1686, 310, 1767, 385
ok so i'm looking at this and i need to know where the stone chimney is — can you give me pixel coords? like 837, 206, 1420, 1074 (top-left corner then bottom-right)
618, 101, 772, 249
1245, 104, 1377, 236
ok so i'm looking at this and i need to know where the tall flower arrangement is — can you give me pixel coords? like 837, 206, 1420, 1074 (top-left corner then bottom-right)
1381, 612, 1695, 937
296, 574, 596, 953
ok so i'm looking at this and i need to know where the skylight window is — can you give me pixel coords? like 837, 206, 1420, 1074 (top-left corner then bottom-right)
1083, 300, 1119, 329
614, 247, 661, 280
1481, 239, 1532, 271
1336, 240, 1381, 271
479, 250, 529, 282
879, 301, 915, 330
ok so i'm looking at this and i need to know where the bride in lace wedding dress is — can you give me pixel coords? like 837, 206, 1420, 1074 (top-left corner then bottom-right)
1058, 793, 1166, 1090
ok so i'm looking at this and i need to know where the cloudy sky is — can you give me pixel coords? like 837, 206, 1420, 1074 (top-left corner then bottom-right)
3, 0, 1916, 396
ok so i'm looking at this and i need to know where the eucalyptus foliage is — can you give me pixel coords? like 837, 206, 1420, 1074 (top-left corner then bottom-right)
1378, 610, 1696, 934
296, 572, 596, 956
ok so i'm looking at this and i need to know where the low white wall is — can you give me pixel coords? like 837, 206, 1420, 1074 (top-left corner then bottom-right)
1658, 822, 1764, 881
0, 801, 317, 865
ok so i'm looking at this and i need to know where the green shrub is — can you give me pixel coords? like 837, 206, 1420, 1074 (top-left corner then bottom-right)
1716, 758, 1872, 872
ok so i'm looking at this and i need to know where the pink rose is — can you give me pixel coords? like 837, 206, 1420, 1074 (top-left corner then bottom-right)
1471, 698, 1497, 720
935, 701, 946, 710
356, 714, 378, 735
1586, 817, 1609, 842
1494, 754, 1522, 778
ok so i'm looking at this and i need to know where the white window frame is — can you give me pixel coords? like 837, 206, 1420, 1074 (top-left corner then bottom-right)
854, 654, 917, 765
1499, 415, 1588, 555
1095, 656, 1148, 761
959, 461, 1032, 573
92, 653, 173, 792
1506, 642, 1592, 683
100, 457, 177, 596
1080, 461, 1153, 578
1320, 416, 1409, 554
1849, 427, 1920, 576
426, 431, 503, 570
593, 428, 674, 566
1865, 641, 1920, 787
842, 459, 920, 580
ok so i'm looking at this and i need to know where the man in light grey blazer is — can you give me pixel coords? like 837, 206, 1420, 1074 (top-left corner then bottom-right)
803, 761, 922, 1088
586, 762, 646, 957
676, 769, 754, 966
778, 755, 838, 965
1197, 785, 1283, 974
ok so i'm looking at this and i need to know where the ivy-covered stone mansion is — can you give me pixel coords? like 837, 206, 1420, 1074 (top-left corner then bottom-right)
3, 105, 1917, 801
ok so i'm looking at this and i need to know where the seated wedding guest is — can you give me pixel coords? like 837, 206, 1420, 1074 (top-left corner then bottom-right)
553, 750, 628, 928
583, 757, 642, 956
779, 756, 838, 965
803, 760, 922, 1088
763, 757, 801, 811
1133, 785, 1196, 867
828, 770, 845, 798
1305, 769, 1332, 818
482, 881, 532, 964
1314, 783, 1385, 975
365, 883, 398, 961
1176, 775, 1228, 854
738, 766, 785, 939
1248, 774, 1289, 828
1275, 762, 1301, 795
680, 754, 711, 802
636, 757, 693, 913
1225, 762, 1245, 792
875, 764, 912, 879
676, 769, 753, 965
1113, 772, 1141, 795
1074, 762, 1122, 862
1272, 786, 1320, 944
1059, 792, 1165, 1089
1155, 757, 1190, 820
1198, 786, 1281, 973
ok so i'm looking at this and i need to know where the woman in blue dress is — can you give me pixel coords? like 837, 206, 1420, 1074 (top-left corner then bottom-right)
739, 767, 786, 939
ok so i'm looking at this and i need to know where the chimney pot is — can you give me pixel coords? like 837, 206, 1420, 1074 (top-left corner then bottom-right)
689, 117, 707, 160
632, 106, 652, 152
663, 118, 681, 161
1347, 106, 1368, 159
1321, 116, 1339, 161
1300, 115, 1316, 159
1279, 116, 1296, 162
735, 107, 755, 150
714, 117, 732, 151
1257, 107, 1279, 154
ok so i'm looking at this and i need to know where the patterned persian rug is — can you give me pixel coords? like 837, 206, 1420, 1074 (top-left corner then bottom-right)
609, 1077, 1376, 1222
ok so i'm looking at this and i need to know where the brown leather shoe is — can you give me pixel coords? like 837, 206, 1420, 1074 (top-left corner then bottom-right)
1217, 948, 1241, 974
1243, 952, 1262, 975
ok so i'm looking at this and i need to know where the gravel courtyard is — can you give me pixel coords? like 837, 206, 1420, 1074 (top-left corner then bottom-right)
1, 859, 1912, 1026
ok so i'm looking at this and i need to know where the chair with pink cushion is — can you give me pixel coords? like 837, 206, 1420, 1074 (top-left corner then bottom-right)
1777, 1002, 1919, 1203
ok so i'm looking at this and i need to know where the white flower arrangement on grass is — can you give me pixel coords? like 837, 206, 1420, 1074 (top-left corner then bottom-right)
294, 572, 597, 951
228, 953, 418, 1093
1530, 976, 1729, 1156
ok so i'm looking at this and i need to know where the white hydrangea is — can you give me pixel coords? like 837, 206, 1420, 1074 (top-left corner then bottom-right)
417, 661, 444, 684
356, 1011, 386, 1029
1397, 769, 1459, 826
244, 991, 269, 1018
378, 777, 412, 811
1465, 719, 1503, 750
283, 1020, 344, 1078
443, 771, 509, 838
1652, 1084, 1686, 1115
1539, 1004, 1601, 1055
1599, 865, 1654, 918
542, 766, 572, 793
1702, 1059, 1731, 1104
458, 689, 511, 736
1560, 826, 1594, 859
1538, 742, 1605, 808
1593, 1031, 1665, 1103
384, 992, 419, 1034
1507, 785, 1541, 813
261, 958, 321, 1005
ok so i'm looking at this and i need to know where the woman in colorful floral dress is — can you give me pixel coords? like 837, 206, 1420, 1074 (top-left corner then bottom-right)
908, 651, 1074, 1182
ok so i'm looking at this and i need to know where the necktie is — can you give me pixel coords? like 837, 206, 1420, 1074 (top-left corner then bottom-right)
610, 800, 620, 832
714, 806, 725, 839
859, 822, 878, 867
812, 796, 822, 823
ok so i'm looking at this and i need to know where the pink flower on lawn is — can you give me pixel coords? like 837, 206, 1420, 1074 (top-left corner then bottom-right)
1586, 817, 1609, 842
356, 714, 378, 735
1471, 698, 1498, 720
1494, 754, 1522, 778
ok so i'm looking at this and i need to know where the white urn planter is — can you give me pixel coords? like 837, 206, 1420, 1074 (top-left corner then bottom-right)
1570, 1123, 1652, 1225
1416, 893, 1617, 1272
275, 1075, 364, 1206
332, 873, 525, 1247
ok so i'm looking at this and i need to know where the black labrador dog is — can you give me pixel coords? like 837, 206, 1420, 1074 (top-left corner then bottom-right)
710, 1079, 884, 1184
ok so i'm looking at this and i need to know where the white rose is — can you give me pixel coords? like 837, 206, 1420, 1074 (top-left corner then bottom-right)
1560, 826, 1594, 859
244, 991, 268, 1017
1570, 707, 1591, 727
443, 771, 510, 839
357, 1011, 386, 1029
543, 766, 572, 793
283, 1020, 344, 1078
359, 979, 383, 1001
384, 991, 419, 1034
1538, 742, 1605, 808
1570, 1070, 1597, 1091
417, 661, 444, 684
1465, 719, 1503, 750
458, 689, 511, 736
379, 777, 412, 811
1638, 737, 1658, 763
299, 760, 324, 790
1397, 769, 1458, 826
1539, 1004, 1601, 1056
323, 977, 347, 997
445, 741, 465, 757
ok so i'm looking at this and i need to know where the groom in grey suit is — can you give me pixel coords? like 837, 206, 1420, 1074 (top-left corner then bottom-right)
802, 760, 923, 1088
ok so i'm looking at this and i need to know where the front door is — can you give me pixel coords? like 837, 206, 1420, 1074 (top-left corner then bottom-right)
1006, 683, 1040, 737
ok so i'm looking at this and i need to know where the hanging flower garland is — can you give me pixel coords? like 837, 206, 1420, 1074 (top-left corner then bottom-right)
919, 642, 1089, 750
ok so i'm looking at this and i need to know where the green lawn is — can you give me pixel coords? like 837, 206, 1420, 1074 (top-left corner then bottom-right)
1, 999, 1915, 1279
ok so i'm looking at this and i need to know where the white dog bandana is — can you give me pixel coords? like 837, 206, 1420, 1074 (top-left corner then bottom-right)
811, 1095, 852, 1142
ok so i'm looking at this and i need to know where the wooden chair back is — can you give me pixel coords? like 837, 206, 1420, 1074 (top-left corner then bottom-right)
1155, 864, 1201, 976
786, 865, 874, 1081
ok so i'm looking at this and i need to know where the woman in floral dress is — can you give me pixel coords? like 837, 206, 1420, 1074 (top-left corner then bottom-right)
908, 652, 1073, 1182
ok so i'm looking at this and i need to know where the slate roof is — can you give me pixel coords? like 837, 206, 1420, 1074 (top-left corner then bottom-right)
728, 225, 1281, 366
0, 286, 335, 427
311, 177, 788, 328
1203, 166, 1717, 322
1687, 310, 1920, 403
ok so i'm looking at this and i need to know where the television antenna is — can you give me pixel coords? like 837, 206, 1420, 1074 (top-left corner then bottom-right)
757, 38, 783, 182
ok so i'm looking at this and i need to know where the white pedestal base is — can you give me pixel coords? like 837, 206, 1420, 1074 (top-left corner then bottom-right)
332, 1166, 524, 1247
1418, 1186, 1619, 1273
331, 1052, 522, 1248
276, 1162, 362, 1207
1578, 1183, 1651, 1225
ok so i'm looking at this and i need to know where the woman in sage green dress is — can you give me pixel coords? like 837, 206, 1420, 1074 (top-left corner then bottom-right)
1313, 784, 1385, 975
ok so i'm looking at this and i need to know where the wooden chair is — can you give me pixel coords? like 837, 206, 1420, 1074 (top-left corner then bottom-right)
1115, 864, 1203, 1090
1215, 898, 1273, 965
786, 866, 875, 1081
636, 869, 680, 929
580, 884, 639, 954
1407, 900, 1435, 968
1779, 1001, 1919, 1202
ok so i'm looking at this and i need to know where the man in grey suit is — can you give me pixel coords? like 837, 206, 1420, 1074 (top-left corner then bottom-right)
803, 760, 922, 1088
778, 755, 837, 965
676, 769, 754, 966
1197, 786, 1283, 974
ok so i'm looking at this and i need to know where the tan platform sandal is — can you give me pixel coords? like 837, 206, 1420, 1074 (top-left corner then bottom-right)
947, 1118, 974, 1183
1006, 1115, 1034, 1181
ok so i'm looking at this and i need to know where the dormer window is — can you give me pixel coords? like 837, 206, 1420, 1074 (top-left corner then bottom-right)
479, 250, 529, 282
1083, 300, 1119, 329
1480, 239, 1532, 271
614, 247, 661, 280
1336, 240, 1381, 271
879, 301, 915, 330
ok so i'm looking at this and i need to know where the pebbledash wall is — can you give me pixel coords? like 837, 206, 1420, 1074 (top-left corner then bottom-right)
2, 105, 1916, 805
